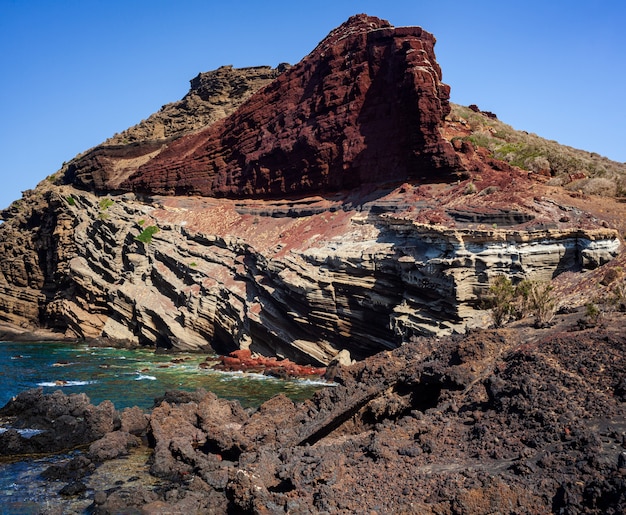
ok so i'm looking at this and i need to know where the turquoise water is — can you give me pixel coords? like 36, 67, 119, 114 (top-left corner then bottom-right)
0, 341, 326, 410
0, 341, 328, 513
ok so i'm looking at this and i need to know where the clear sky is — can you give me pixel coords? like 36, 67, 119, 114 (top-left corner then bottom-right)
1, 0, 624, 210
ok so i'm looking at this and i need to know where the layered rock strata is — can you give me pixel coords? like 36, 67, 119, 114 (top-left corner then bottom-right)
0, 15, 622, 363
65, 64, 287, 192
66, 15, 461, 197
0, 180, 619, 364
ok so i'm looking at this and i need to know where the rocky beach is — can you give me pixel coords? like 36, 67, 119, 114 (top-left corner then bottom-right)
1, 13, 625, 513
1, 308, 625, 513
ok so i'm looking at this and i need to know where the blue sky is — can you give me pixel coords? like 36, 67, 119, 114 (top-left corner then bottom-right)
1, 0, 624, 210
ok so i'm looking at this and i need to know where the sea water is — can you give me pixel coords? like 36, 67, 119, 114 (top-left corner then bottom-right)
0, 340, 328, 513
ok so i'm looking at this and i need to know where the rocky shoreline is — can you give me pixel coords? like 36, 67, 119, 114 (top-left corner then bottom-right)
1, 12, 626, 514
2, 308, 625, 513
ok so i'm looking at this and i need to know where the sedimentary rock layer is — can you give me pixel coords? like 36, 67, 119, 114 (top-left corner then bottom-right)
0, 181, 619, 364
0, 15, 623, 363
65, 64, 286, 192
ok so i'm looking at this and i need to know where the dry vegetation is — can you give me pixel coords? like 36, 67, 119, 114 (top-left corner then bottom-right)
449, 104, 626, 197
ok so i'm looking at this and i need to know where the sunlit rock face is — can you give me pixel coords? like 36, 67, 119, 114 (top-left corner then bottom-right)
0, 182, 619, 365
68, 14, 461, 198
0, 15, 621, 364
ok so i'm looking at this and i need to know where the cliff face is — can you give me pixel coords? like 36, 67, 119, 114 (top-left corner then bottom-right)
0, 15, 622, 363
67, 15, 461, 197
65, 64, 287, 192
0, 178, 620, 364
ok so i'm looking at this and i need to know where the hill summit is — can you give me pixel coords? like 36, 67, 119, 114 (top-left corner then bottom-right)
67, 14, 461, 197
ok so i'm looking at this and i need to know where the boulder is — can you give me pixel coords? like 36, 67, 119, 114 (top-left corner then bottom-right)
88, 430, 141, 461
0, 388, 119, 456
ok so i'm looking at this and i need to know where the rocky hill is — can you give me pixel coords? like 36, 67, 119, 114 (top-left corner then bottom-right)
0, 14, 624, 366
2, 13, 626, 513
105, 64, 289, 146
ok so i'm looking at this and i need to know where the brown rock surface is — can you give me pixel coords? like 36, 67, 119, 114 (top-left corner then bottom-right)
106, 64, 289, 146
0, 14, 623, 364
65, 64, 287, 192
73, 312, 626, 513
71, 15, 461, 197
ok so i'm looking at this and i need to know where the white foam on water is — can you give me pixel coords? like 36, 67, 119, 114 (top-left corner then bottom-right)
297, 378, 338, 387
134, 374, 157, 381
37, 380, 95, 387
0, 427, 45, 438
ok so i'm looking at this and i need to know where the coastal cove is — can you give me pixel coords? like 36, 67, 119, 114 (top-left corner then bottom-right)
0, 340, 328, 512
1, 11, 626, 512
0, 341, 327, 410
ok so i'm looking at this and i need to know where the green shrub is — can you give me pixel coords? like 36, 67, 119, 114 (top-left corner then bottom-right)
98, 198, 115, 220
486, 277, 557, 328
464, 182, 477, 195
135, 225, 159, 244
486, 275, 516, 327
517, 280, 557, 327
585, 302, 601, 323
582, 177, 617, 197
99, 198, 115, 210
66, 196, 76, 206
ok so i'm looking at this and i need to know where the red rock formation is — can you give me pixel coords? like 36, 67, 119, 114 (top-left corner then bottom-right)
210, 349, 326, 378
120, 14, 461, 197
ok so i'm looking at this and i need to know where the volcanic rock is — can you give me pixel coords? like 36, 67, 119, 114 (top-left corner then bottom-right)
0, 388, 119, 455
65, 64, 287, 192
0, 15, 622, 364
212, 349, 326, 378
70, 14, 462, 197
88, 430, 141, 461
86, 314, 626, 513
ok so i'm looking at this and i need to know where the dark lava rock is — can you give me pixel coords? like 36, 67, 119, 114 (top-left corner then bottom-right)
41, 455, 95, 482
0, 388, 119, 455
120, 405, 149, 435
59, 480, 87, 497
88, 430, 141, 462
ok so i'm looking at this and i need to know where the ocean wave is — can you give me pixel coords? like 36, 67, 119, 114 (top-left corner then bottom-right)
135, 374, 157, 381
215, 370, 262, 381
37, 380, 95, 387
296, 378, 338, 387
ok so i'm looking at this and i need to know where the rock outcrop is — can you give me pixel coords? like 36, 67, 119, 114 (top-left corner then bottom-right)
6, 315, 624, 513
0, 388, 118, 456
0, 14, 623, 364
0, 176, 620, 364
106, 64, 289, 146
65, 64, 287, 192
67, 15, 461, 197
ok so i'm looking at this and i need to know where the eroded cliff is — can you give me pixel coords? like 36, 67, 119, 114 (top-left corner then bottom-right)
0, 15, 622, 364
66, 15, 461, 197
0, 173, 620, 365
